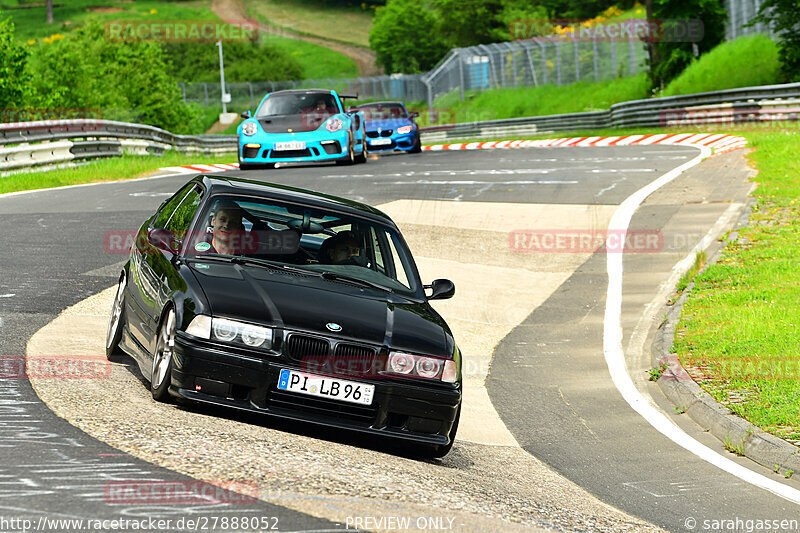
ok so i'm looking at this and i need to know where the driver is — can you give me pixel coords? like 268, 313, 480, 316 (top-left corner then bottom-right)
204, 200, 250, 255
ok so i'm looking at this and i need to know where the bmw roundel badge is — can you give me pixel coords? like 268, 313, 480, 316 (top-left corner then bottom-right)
326, 322, 342, 332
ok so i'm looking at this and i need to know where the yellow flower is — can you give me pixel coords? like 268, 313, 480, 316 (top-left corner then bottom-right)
44, 36, 52, 44
636, 9, 643, 14
546, 60, 554, 68
27, 39, 36, 45
149, 8, 157, 14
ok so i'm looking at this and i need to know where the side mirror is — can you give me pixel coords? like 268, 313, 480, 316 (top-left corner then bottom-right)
425, 279, 455, 300
410, 111, 420, 118
241, 110, 251, 119
148, 228, 180, 254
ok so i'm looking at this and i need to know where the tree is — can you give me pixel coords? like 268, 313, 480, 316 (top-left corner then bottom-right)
26, 20, 199, 132
647, 0, 727, 90
435, 0, 507, 47
751, 0, 800, 81
369, 0, 448, 73
46, 0, 53, 24
0, 19, 30, 112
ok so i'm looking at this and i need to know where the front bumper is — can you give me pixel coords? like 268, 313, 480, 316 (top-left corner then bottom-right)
366, 132, 417, 152
170, 334, 462, 445
239, 130, 351, 164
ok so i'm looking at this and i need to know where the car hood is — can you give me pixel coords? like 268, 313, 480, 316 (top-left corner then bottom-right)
190, 262, 449, 356
364, 118, 412, 131
257, 113, 334, 134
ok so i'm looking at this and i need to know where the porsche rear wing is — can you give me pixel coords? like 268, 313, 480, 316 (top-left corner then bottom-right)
339, 93, 359, 101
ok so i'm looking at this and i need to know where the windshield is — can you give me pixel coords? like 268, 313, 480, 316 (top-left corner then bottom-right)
257, 93, 339, 118
185, 195, 421, 297
357, 104, 407, 120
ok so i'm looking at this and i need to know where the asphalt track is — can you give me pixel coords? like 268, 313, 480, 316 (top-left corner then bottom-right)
2, 146, 799, 531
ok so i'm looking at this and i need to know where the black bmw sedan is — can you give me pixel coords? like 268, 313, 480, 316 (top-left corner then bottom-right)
106, 175, 461, 456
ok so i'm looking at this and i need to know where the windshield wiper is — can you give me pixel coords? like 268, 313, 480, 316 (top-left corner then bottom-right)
192, 255, 321, 276
321, 271, 392, 292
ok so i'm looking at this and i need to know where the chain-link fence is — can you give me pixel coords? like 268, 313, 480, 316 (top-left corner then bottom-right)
180, 30, 647, 110
421, 35, 647, 107
181, 6, 776, 112
724, 0, 773, 40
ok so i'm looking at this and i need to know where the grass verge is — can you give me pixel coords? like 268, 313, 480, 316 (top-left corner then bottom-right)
672, 126, 800, 445
0, 152, 236, 195
431, 73, 651, 123
661, 34, 782, 97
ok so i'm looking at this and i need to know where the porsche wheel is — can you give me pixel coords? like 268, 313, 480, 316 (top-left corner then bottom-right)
151, 307, 176, 402
336, 133, 355, 165
105, 273, 126, 359
355, 126, 368, 164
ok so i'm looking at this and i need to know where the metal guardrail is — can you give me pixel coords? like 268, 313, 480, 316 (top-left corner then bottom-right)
3, 83, 800, 172
419, 82, 800, 142
0, 119, 237, 172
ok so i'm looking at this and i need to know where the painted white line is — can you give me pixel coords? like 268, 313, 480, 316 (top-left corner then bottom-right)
594, 137, 621, 146
383, 180, 579, 185
603, 146, 800, 504
0, 294, 15, 298
615, 135, 646, 146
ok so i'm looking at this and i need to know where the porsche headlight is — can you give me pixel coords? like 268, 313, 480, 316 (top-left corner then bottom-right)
242, 121, 258, 136
396, 125, 413, 134
326, 117, 343, 132
186, 315, 273, 349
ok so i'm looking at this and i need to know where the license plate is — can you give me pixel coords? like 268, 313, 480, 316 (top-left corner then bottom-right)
274, 141, 306, 151
277, 369, 374, 406
370, 138, 392, 146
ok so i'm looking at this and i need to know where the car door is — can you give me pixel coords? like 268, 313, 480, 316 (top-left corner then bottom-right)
128, 183, 197, 352
141, 184, 204, 354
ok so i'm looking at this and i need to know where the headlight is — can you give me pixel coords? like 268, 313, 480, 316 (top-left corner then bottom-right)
326, 117, 343, 132
242, 121, 258, 136
396, 125, 413, 134
386, 351, 453, 381
186, 315, 273, 350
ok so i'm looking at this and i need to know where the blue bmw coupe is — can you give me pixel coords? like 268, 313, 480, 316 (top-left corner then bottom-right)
352, 101, 422, 154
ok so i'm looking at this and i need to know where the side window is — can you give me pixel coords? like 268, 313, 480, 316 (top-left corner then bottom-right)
153, 184, 194, 229
386, 233, 411, 289
165, 187, 202, 240
370, 227, 386, 274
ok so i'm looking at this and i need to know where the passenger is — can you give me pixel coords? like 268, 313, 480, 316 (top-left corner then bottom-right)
320, 231, 363, 265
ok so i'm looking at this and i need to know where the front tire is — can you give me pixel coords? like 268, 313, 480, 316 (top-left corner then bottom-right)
409, 135, 422, 154
355, 126, 368, 164
151, 308, 176, 402
105, 274, 126, 359
335, 133, 355, 165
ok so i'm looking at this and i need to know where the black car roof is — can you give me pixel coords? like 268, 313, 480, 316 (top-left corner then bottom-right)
266, 89, 335, 96
196, 175, 395, 225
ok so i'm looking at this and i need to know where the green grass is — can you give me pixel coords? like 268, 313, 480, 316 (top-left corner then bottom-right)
670, 126, 800, 444
246, 0, 373, 48
0, 151, 236, 194
661, 35, 782, 97
429, 73, 651, 124
2, 0, 218, 41
263, 33, 358, 79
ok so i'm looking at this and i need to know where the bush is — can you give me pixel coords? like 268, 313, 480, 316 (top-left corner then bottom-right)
24, 19, 200, 132
163, 41, 304, 83
0, 18, 31, 111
